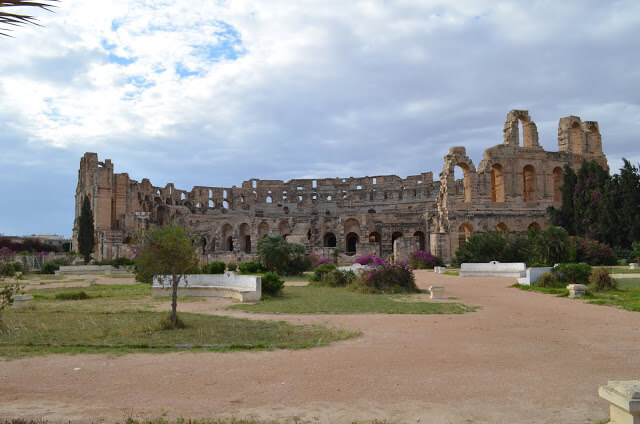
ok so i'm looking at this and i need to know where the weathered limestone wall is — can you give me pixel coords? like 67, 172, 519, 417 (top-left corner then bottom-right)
72, 110, 608, 264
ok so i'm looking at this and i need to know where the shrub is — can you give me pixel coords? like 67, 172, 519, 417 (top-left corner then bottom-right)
589, 267, 618, 291
227, 263, 238, 272
310, 263, 337, 283
570, 237, 616, 265
283, 244, 313, 276
454, 230, 533, 266
350, 263, 418, 294
311, 269, 356, 287
355, 254, 387, 266
112, 256, 135, 268
632, 241, 640, 263
55, 291, 90, 300
1, 262, 19, 277
409, 250, 444, 269
135, 265, 155, 284
261, 271, 284, 296
535, 272, 563, 288
201, 261, 225, 274
533, 226, 571, 265
238, 261, 262, 274
159, 313, 186, 330
552, 263, 592, 284
41, 261, 61, 274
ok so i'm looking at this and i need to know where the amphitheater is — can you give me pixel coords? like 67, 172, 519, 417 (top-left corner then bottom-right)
72, 109, 608, 263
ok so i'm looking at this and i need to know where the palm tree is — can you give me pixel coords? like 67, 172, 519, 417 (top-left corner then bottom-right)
1, 0, 57, 37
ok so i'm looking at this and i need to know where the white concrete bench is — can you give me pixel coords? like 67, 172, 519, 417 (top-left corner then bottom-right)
460, 261, 526, 278
428, 285, 445, 299
56, 265, 131, 275
630, 263, 639, 270
516, 267, 553, 285
151, 272, 261, 303
599, 380, 640, 424
434, 266, 446, 274
567, 284, 587, 298
11, 294, 33, 308
337, 263, 366, 274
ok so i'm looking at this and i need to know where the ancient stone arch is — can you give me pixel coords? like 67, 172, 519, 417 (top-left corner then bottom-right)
239, 223, 251, 254
523, 165, 536, 202
258, 221, 270, 238
491, 163, 505, 202
221, 223, 233, 251
503, 110, 539, 148
552, 167, 563, 202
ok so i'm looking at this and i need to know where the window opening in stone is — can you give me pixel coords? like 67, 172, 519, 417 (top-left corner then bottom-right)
458, 223, 473, 248
372, 177, 377, 185
252, 180, 257, 189
357, 185, 362, 190
391, 232, 403, 246
345, 232, 358, 255
414, 231, 426, 251
327, 195, 332, 201
523, 165, 536, 202
368, 208, 376, 214
223, 200, 229, 209
208, 200, 214, 208
324, 232, 337, 248
209, 189, 213, 198
266, 196, 273, 203
496, 222, 507, 231
312, 180, 317, 188
455, 163, 472, 203
528, 222, 541, 232
491, 163, 505, 202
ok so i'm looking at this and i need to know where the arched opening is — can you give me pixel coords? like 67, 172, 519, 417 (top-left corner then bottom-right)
391, 231, 403, 246
345, 232, 359, 255
414, 231, 426, 251
496, 222, 507, 232
587, 124, 602, 155
552, 166, 563, 202
458, 223, 473, 248
323, 232, 337, 248
455, 163, 472, 203
368, 232, 381, 243
208, 199, 214, 208
201, 238, 207, 255
239, 223, 251, 254
523, 165, 536, 202
528, 222, 541, 232
209, 236, 216, 252
491, 163, 505, 202
368, 208, 376, 214
156, 205, 169, 226
571, 122, 584, 154
222, 223, 233, 251
278, 221, 291, 238
266, 196, 273, 203
344, 218, 361, 238
258, 221, 270, 238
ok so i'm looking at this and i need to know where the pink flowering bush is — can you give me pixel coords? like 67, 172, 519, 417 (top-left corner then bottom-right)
408, 250, 444, 269
570, 236, 616, 265
313, 257, 333, 268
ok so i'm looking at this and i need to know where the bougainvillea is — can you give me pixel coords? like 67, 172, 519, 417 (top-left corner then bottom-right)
408, 250, 444, 269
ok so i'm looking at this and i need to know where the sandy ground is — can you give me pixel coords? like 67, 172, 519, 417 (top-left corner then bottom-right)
2, 271, 640, 423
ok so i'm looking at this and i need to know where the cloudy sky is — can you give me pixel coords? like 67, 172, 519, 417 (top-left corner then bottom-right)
1, 0, 639, 238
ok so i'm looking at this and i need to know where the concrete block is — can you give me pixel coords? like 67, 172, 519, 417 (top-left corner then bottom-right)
567, 284, 587, 298
599, 380, 640, 424
11, 294, 33, 309
429, 285, 445, 299
630, 263, 639, 270
434, 266, 446, 274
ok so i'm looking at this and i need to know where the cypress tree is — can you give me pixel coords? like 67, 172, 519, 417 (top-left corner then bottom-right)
78, 196, 95, 264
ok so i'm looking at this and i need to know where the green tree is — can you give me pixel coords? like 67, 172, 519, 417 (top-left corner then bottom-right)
1, 0, 57, 37
533, 226, 571, 265
135, 222, 199, 327
77, 196, 95, 265
257, 234, 290, 272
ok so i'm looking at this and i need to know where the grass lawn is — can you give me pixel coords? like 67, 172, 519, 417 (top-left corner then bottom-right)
607, 267, 640, 274
0, 284, 357, 358
229, 285, 476, 314
513, 277, 640, 312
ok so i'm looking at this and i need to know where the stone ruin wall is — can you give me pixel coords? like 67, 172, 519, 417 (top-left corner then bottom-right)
72, 110, 607, 264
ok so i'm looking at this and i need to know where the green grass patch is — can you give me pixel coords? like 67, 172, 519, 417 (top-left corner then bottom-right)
54, 291, 90, 300
443, 271, 459, 276
103, 273, 136, 279
607, 267, 640, 274
230, 286, 476, 314
0, 309, 357, 358
512, 280, 640, 312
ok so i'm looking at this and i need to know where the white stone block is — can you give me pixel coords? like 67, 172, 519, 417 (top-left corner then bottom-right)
516, 267, 553, 285
428, 285, 445, 299
630, 263, 639, 270
11, 294, 33, 309
567, 284, 587, 298
460, 261, 526, 278
599, 380, 640, 424
152, 273, 261, 302
434, 266, 446, 274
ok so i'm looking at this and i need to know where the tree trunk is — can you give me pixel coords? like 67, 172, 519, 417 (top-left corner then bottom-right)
171, 274, 179, 326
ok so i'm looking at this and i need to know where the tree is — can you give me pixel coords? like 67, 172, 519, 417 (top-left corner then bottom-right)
257, 234, 290, 272
0, 0, 57, 37
533, 226, 571, 265
77, 196, 95, 265
135, 222, 199, 327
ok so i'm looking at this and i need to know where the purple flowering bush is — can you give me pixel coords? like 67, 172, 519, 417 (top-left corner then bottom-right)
313, 257, 333, 268
350, 261, 418, 294
355, 254, 387, 266
408, 250, 444, 269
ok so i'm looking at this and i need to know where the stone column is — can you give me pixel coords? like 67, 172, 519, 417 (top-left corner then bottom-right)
599, 380, 640, 424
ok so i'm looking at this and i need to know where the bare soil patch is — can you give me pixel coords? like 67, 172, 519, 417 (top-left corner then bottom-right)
2, 271, 639, 423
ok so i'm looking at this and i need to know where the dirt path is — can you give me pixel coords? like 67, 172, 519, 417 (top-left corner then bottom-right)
2, 271, 639, 423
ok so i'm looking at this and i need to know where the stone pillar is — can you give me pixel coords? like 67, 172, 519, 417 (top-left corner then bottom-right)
393, 237, 418, 263
430, 233, 451, 264
599, 381, 640, 424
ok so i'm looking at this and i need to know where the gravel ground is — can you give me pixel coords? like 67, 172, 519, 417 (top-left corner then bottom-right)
2, 270, 639, 423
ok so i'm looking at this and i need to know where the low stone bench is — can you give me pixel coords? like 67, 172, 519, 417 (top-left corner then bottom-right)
567, 284, 587, 298
599, 380, 640, 424
11, 294, 33, 309
460, 261, 526, 278
434, 266, 446, 274
516, 267, 553, 286
151, 272, 261, 303
630, 263, 639, 270
428, 285, 445, 299
56, 265, 131, 275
